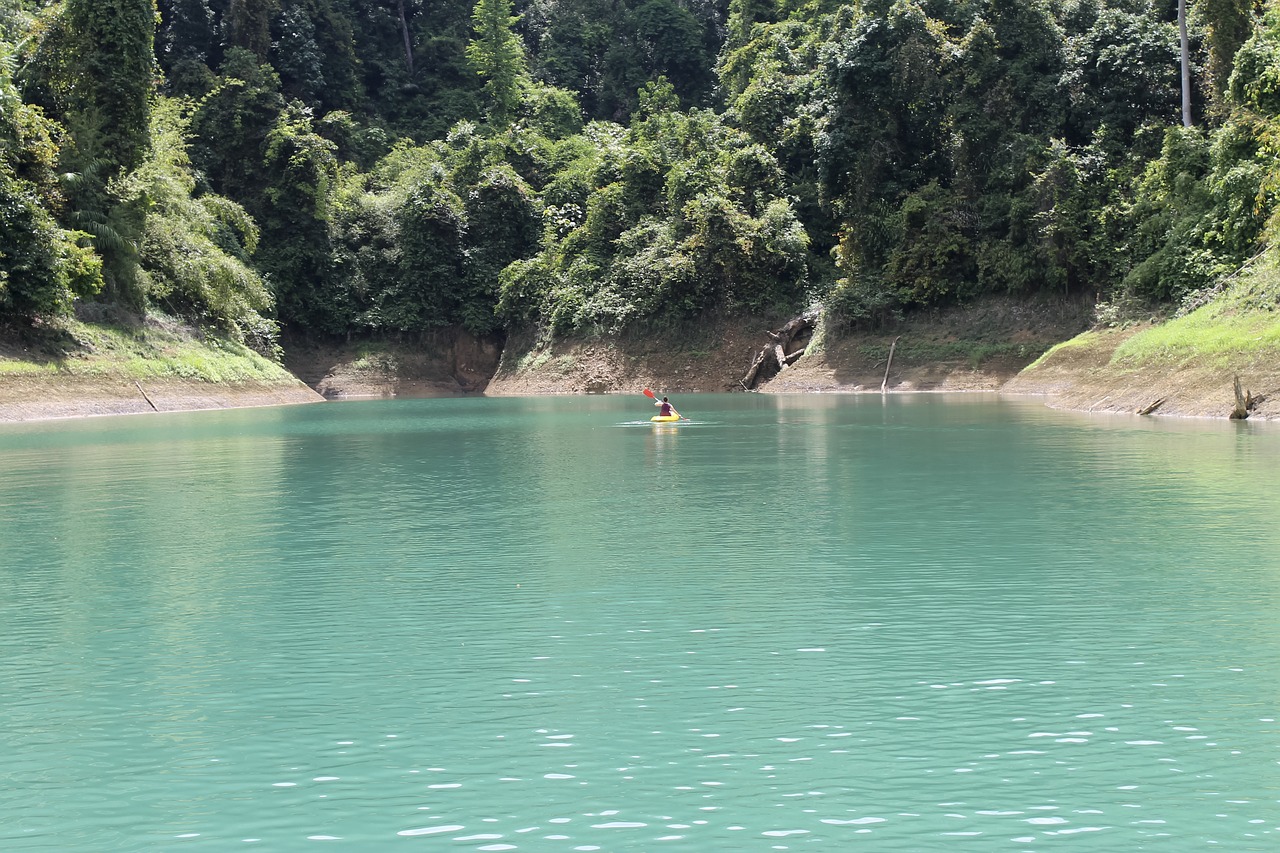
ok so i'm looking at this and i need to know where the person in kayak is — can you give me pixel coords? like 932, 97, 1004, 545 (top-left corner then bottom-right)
655, 396, 674, 417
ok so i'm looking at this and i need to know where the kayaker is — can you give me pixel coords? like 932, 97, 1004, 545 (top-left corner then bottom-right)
655, 396, 674, 417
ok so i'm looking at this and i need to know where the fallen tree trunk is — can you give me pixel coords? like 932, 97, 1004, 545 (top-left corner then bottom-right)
741, 349, 769, 390
740, 314, 815, 390
1136, 397, 1166, 416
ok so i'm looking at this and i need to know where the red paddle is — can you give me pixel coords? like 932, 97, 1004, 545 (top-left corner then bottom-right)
643, 388, 685, 420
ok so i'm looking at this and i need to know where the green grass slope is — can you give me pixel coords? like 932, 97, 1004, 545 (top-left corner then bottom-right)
1007, 256, 1280, 419
0, 315, 321, 421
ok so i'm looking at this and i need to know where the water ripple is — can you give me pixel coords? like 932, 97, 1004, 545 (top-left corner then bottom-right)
2, 396, 1279, 850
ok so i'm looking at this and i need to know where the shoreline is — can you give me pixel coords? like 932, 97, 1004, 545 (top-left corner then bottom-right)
4, 296, 1276, 422
4, 377, 1274, 425
0, 376, 324, 424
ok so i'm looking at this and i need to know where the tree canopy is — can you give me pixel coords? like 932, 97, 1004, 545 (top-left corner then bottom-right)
3, 0, 1280, 349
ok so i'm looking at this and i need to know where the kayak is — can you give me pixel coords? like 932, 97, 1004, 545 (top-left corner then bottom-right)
651, 413, 682, 423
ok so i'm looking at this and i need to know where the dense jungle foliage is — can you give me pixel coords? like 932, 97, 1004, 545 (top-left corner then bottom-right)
2, 0, 1279, 352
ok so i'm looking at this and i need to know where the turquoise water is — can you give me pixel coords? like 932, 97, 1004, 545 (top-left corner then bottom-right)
1, 393, 1277, 851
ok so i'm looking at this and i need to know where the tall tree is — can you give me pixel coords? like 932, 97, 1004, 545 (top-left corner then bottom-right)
157, 0, 219, 95
62, 0, 158, 176
225, 0, 278, 60
395, 0, 414, 75
1180, 0, 1191, 126
466, 0, 528, 122
1, 39, 103, 321
1200, 0, 1255, 112
21, 0, 160, 308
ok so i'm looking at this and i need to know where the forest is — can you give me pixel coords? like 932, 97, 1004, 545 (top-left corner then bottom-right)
1, 0, 1278, 356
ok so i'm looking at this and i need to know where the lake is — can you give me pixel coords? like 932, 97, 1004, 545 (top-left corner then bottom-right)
1, 393, 1277, 851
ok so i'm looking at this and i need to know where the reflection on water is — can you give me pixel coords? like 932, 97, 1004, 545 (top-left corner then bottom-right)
0, 395, 1277, 851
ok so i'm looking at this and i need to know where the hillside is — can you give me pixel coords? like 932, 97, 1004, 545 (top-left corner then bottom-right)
8, 1, 1280, 400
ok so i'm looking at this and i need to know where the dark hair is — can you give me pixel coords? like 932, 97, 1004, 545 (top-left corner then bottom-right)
662, 396, 668, 401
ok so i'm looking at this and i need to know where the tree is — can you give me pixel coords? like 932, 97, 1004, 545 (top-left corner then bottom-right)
459, 164, 540, 333
521, 0, 617, 117
1061, 8, 1181, 149
156, 0, 219, 95
388, 181, 468, 330
190, 49, 287, 203
269, 0, 361, 112
1180, 0, 1192, 127
20, 0, 159, 308
1201, 0, 1256, 111
60, 0, 158, 176
817, 0, 950, 289
394, 0, 415, 75
0, 44, 102, 322
726, 0, 775, 51
630, 0, 714, 107
225, 0, 279, 61
136, 97, 275, 343
466, 0, 528, 122
0, 165, 103, 321
257, 103, 340, 333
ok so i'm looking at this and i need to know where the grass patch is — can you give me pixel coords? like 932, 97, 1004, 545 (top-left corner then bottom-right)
1111, 266, 1280, 369
1112, 311, 1280, 368
1023, 330, 1105, 370
0, 360, 61, 376
1018, 254, 1280, 379
859, 339, 1043, 369
517, 350, 552, 373
1, 315, 294, 383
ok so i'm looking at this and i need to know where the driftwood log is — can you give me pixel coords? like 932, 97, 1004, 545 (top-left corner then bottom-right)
740, 315, 814, 390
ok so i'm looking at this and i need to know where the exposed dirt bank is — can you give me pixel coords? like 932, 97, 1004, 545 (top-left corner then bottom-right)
282, 327, 502, 398
1004, 325, 1280, 420
4, 294, 1275, 423
485, 316, 770, 395
0, 375, 321, 421
486, 296, 1095, 397
485, 296, 1278, 420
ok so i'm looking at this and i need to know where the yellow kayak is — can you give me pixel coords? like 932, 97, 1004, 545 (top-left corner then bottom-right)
651, 413, 682, 422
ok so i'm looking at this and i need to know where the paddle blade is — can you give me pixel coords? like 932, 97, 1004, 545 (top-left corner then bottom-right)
642, 388, 657, 399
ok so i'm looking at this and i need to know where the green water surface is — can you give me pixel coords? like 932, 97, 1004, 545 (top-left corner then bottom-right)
1, 394, 1277, 851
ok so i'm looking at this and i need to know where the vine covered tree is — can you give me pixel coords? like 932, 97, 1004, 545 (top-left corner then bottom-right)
19, 0, 158, 307
1, 41, 103, 321
466, 0, 528, 122
60, 0, 158, 176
